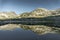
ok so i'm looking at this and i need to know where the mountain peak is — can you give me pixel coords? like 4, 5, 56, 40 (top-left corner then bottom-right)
33, 8, 49, 12
36, 8, 48, 10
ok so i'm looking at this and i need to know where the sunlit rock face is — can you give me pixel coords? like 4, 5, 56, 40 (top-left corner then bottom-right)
31, 8, 51, 17
0, 24, 60, 35
19, 8, 60, 18
19, 12, 30, 18
19, 8, 52, 18
0, 8, 60, 19
50, 10, 60, 16
0, 12, 18, 19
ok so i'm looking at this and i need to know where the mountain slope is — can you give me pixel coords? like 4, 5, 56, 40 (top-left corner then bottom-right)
0, 8, 60, 19
0, 12, 18, 19
19, 8, 60, 18
19, 8, 51, 18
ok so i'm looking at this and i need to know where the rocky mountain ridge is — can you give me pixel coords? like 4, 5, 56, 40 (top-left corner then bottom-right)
19, 8, 60, 18
0, 12, 18, 19
0, 8, 60, 19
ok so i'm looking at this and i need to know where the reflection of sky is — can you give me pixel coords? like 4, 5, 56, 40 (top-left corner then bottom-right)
0, 0, 60, 14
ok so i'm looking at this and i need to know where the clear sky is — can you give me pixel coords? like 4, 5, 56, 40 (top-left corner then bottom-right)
0, 0, 60, 14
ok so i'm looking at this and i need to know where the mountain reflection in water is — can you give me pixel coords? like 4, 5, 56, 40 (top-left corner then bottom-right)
0, 24, 60, 34
0, 24, 60, 40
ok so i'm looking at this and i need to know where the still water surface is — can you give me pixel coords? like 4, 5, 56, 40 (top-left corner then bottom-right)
0, 24, 60, 40
0, 28, 38, 40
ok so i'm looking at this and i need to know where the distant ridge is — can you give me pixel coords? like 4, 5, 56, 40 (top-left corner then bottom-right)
19, 8, 60, 18
0, 8, 60, 19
